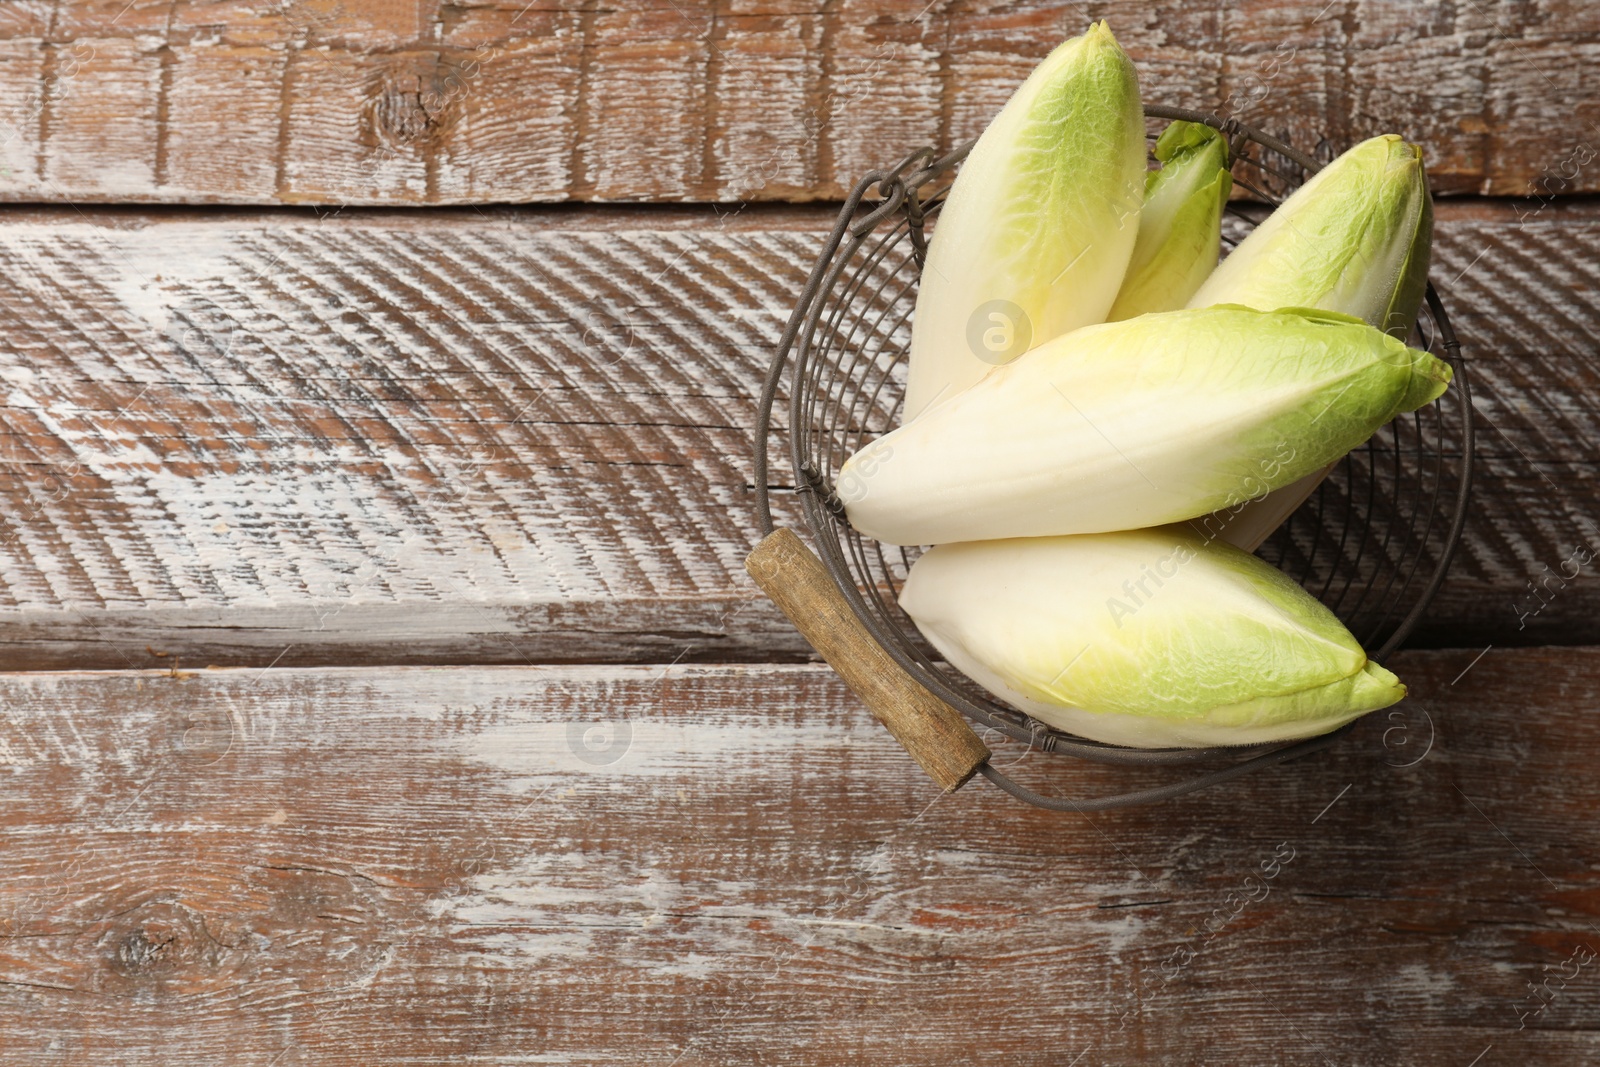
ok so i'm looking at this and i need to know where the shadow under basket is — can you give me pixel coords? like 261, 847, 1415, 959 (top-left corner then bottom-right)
749, 104, 1475, 812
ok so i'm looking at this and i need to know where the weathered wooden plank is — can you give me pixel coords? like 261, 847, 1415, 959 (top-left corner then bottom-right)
0, 0, 1596, 203
0, 649, 1594, 1062
1418, 198, 1600, 646
0, 201, 1594, 670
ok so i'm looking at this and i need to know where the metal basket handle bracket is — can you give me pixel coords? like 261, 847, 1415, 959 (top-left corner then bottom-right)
746, 528, 992, 791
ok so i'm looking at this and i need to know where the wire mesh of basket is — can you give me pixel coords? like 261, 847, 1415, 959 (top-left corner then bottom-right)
751, 104, 1475, 811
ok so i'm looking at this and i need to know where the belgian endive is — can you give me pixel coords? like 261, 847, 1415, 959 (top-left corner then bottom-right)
902, 21, 1145, 422
839, 305, 1451, 546
900, 529, 1405, 748
1107, 120, 1232, 320
1189, 134, 1435, 551
1186, 133, 1432, 335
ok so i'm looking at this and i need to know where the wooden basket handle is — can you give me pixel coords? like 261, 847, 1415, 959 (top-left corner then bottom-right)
746, 527, 992, 792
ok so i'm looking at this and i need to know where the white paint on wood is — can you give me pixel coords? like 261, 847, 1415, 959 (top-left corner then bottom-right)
0, 206, 1593, 669
0, 4, 1595, 202
0, 655, 1594, 1059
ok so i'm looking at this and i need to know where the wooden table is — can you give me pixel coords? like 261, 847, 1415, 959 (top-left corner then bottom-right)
2, 3, 1598, 1062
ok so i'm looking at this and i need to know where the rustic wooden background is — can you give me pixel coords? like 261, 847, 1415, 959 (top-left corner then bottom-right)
1, 0, 1598, 1063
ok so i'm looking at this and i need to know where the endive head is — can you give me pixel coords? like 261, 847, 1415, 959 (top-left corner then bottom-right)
1107, 120, 1233, 321
1153, 118, 1228, 165
902, 21, 1145, 420
843, 304, 1452, 547
899, 529, 1406, 748
1187, 133, 1433, 338
937, 19, 1145, 312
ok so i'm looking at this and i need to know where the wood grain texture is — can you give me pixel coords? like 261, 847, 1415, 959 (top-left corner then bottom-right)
746, 527, 990, 791
0, 0, 1595, 203
0, 649, 1595, 1063
0, 204, 820, 669
0, 200, 1594, 671
1420, 198, 1600, 647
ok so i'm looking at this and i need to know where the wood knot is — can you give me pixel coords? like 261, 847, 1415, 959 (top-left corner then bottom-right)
105, 900, 212, 983
362, 50, 491, 153
367, 72, 443, 149
115, 926, 181, 974
77, 870, 396, 996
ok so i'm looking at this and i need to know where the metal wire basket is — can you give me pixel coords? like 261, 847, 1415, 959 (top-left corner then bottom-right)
751, 104, 1475, 811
